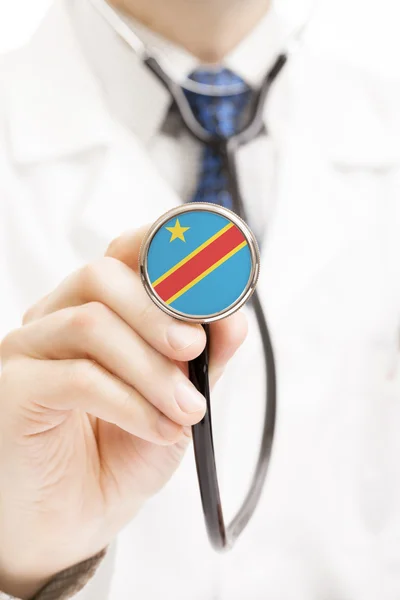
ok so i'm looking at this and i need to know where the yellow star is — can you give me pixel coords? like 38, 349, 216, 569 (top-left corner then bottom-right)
166, 218, 190, 242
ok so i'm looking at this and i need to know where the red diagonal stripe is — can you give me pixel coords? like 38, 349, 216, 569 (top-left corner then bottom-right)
154, 225, 246, 302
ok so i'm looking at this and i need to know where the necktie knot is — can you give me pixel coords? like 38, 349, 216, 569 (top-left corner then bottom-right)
183, 68, 251, 138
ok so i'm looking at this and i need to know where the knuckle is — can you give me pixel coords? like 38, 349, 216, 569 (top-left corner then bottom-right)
83, 300, 110, 324
79, 259, 105, 293
66, 302, 110, 337
68, 359, 99, 395
79, 260, 102, 293
79, 257, 122, 297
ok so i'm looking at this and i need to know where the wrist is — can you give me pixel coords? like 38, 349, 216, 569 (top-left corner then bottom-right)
0, 541, 109, 600
0, 566, 51, 600
0, 544, 65, 600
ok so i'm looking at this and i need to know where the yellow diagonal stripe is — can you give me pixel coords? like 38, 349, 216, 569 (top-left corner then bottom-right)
165, 240, 247, 305
152, 222, 234, 288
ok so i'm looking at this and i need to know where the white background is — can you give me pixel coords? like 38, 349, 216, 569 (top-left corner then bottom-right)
0, 0, 399, 78
0, 0, 52, 53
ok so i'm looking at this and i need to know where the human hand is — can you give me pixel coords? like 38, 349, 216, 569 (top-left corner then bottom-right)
0, 227, 247, 599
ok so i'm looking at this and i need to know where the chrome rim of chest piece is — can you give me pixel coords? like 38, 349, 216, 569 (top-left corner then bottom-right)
139, 203, 260, 324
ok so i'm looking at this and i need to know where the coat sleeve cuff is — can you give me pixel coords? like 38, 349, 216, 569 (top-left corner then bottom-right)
0, 548, 107, 600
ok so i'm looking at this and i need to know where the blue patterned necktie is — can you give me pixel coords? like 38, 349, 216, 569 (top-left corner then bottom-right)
183, 68, 252, 209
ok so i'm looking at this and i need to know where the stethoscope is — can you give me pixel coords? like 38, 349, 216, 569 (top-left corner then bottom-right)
90, 0, 314, 552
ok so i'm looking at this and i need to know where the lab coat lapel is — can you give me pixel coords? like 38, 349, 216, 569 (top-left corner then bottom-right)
3, 0, 182, 258
258, 134, 350, 323
73, 136, 182, 256
4, 0, 113, 165
256, 49, 400, 324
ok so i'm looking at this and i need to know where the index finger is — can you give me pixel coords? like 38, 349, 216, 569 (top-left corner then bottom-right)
23, 227, 206, 362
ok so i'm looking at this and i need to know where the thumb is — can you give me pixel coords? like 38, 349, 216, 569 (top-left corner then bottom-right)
105, 225, 150, 271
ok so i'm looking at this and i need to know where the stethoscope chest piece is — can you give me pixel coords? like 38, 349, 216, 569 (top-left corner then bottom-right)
139, 203, 260, 324
139, 202, 265, 552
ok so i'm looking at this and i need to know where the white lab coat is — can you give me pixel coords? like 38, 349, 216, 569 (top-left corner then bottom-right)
1, 2, 400, 599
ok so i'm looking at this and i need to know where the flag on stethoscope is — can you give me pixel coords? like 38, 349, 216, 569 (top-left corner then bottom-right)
145, 207, 253, 319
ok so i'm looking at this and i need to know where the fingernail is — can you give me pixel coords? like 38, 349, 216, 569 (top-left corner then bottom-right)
167, 323, 201, 351
175, 381, 206, 414
158, 415, 182, 441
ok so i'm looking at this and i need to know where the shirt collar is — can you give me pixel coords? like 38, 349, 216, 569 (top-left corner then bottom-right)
4, 0, 314, 164
70, 0, 309, 145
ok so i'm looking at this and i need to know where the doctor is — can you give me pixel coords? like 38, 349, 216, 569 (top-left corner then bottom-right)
0, 0, 400, 599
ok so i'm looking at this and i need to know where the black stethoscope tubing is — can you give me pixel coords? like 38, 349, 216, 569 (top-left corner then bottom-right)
144, 53, 287, 550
